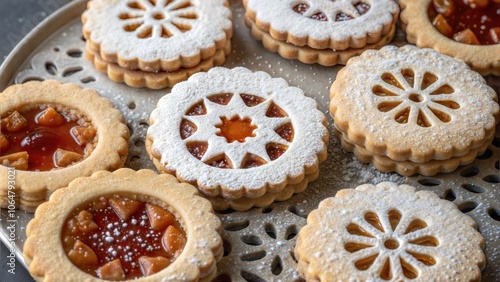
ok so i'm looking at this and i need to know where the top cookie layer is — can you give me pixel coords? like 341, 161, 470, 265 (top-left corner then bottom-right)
243, 0, 399, 50
83, 0, 232, 72
330, 45, 499, 162
295, 182, 485, 281
148, 67, 328, 199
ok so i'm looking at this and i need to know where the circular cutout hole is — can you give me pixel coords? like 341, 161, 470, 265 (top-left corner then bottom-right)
483, 174, 500, 183
128, 102, 136, 110
53, 47, 60, 52
417, 177, 441, 186
477, 148, 493, 160
461, 184, 486, 194
460, 166, 480, 177
384, 239, 400, 250
488, 208, 500, 221
409, 93, 424, 103
152, 12, 164, 20
134, 140, 144, 147
458, 201, 478, 213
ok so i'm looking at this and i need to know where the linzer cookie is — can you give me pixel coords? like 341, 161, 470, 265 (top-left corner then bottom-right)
330, 45, 499, 176
295, 182, 486, 281
82, 0, 233, 88
399, 0, 500, 75
0, 80, 129, 212
243, 0, 399, 66
24, 169, 222, 281
147, 67, 328, 210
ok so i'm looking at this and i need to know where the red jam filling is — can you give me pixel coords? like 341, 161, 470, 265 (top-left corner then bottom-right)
428, 0, 500, 45
0, 105, 95, 171
62, 195, 186, 280
293, 2, 371, 21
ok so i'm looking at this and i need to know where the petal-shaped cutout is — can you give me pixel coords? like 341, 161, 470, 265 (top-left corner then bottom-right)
355, 254, 379, 270
409, 236, 439, 247
180, 119, 197, 140
271, 255, 283, 275
365, 211, 385, 232
430, 84, 454, 95
401, 69, 415, 88
124, 22, 143, 32
346, 223, 375, 238
382, 73, 404, 90
186, 141, 208, 160
404, 219, 428, 234
240, 94, 265, 107
293, 3, 310, 15
400, 257, 418, 279
417, 109, 432, 127
432, 100, 460, 109
406, 250, 436, 266
186, 100, 206, 115
161, 25, 173, 38
128, 1, 146, 10
421, 72, 438, 90
379, 258, 392, 280
377, 101, 402, 112
429, 107, 451, 123
395, 107, 410, 124
372, 85, 399, 97
344, 242, 373, 253
335, 12, 353, 21
266, 102, 288, 118
207, 93, 233, 105
388, 209, 402, 231
172, 21, 191, 32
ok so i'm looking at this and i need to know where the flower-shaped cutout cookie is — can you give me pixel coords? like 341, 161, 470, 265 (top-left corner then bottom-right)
147, 67, 328, 199
83, 0, 232, 72
243, 0, 399, 50
330, 45, 499, 163
295, 182, 486, 281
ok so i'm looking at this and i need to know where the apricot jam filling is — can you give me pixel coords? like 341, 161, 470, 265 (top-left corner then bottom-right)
180, 93, 295, 169
61, 195, 186, 280
293, 2, 370, 22
0, 105, 96, 171
428, 0, 500, 45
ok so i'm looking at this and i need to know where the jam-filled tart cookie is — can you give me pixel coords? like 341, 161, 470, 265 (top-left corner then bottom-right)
399, 0, 500, 75
330, 45, 499, 176
147, 67, 328, 209
0, 80, 129, 212
295, 182, 486, 281
24, 169, 222, 282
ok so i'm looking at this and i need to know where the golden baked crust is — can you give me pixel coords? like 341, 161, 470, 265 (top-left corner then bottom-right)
23, 168, 223, 282
399, 0, 500, 76
0, 80, 129, 211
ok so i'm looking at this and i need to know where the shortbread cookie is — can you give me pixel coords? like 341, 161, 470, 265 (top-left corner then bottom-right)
335, 128, 493, 176
206, 169, 319, 211
295, 182, 486, 281
0, 81, 129, 211
245, 16, 396, 66
399, 0, 500, 75
82, 0, 232, 72
24, 169, 222, 282
330, 45, 499, 163
85, 40, 231, 89
147, 67, 328, 200
243, 0, 399, 50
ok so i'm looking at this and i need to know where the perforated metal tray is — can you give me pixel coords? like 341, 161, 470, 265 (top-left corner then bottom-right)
0, 0, 498, 281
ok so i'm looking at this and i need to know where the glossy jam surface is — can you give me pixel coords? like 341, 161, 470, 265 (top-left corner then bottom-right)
428, 0, 500, 45
61, 195, 186, 280
216, 116, 257, 143
293, 2, 370, 21
0, 105, 95, 171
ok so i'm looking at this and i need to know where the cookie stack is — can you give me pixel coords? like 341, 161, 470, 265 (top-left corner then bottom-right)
243, 0, 399, 66
330, 45, 500, 176
146, 67, 329, 211
82, 0, 233, 89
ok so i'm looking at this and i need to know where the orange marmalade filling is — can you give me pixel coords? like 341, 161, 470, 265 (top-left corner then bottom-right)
216, 116, 257, 143
0, 105, 96, 171
61, 195, 186, 280
428, 0, 500, 45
